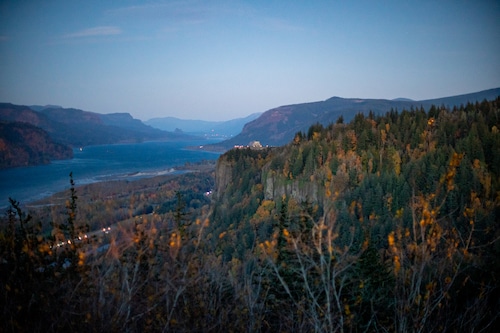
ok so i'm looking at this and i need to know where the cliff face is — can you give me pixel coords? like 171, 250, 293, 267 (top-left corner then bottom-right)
214, 146, 323, 208
263, 170, 322, 204
0, 122, 73, 169
214, 157, 233, 200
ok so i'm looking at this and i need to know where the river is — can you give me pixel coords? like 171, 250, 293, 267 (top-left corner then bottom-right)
0, 140, 222, 208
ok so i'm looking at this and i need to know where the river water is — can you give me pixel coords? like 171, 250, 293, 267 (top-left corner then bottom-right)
0, 140, 222, 208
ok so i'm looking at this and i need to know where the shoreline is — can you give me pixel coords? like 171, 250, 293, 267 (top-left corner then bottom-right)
16, 161, 216, 210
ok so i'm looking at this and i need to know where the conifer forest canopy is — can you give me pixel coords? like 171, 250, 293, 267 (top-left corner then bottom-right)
1, 99, 499, 332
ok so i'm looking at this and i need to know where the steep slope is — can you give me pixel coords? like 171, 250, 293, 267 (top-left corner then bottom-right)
0, 121, 73, 168
209, 98, 499, 331
0, 103, 192, 147
0, 103, 54, 128
101, 112, 163, 133
212, 88, 500, 148
39, 107, 186, 145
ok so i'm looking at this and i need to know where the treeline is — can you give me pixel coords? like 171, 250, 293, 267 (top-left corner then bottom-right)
30, 169, 215, 236
1, 99, 499, 332
209, 98, 500, 331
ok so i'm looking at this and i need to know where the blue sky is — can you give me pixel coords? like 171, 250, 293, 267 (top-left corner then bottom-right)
1, 1, 499, 121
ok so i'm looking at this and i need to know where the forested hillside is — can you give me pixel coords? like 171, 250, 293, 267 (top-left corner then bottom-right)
1, 98, 499, 332
209, 87, 500, 149
0, 121, 73, 168
211, 98, 500, 331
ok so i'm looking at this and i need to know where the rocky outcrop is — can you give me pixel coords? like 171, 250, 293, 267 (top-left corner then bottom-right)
214, 158, 233, 200
214, 147, 324, 207
263, 170, 321, 204
0, 121, 73, 169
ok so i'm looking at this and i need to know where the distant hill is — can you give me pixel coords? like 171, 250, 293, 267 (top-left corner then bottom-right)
392, 98, 414, 102
208, 88, 500, 149
28, 104, 63, 112
0, 103, 195, 147
418, 88, 500, 107
145, 113, 262, 138
0, 121, 73, 169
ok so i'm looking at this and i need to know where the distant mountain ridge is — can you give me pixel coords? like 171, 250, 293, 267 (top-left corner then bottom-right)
145, 113, 261, 138
392, 98, 414, 102
2, 87, 499, 166
28, 104, 63, 112
0, 103, 194, 147
0, 103, 200, 168
209, 87, 500, 149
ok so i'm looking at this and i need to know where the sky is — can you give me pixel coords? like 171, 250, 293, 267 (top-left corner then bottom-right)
1, 1, 499, 121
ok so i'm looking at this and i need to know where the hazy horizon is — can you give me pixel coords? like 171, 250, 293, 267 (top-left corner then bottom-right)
1, 1, 499, 121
